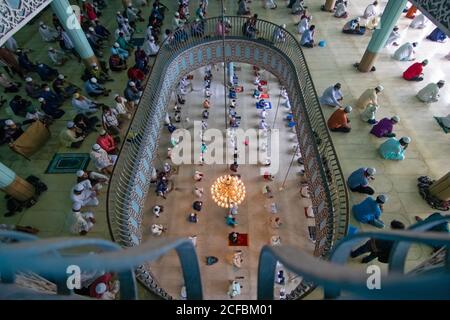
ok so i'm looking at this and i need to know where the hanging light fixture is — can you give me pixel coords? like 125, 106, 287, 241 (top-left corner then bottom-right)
211, 175, 246, 208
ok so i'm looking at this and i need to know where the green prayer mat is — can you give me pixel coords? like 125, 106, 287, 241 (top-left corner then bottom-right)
434, 117, 449, 134
45, 153, 90, 174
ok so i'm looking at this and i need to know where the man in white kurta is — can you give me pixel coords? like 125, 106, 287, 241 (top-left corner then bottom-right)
392, 42, 417, 61
297, 15, 310, 34
363, 1, 379, 19
410, 14, 428, 29
385, 27, 401, 47
143, 36, 160, 56
416, 80, 445, 103
38, 22, 59, 42
360, 103, 379, 124
356, 85, 383, 109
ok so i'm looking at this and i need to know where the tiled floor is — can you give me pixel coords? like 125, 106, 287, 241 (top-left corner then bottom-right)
0, 0, 448, 299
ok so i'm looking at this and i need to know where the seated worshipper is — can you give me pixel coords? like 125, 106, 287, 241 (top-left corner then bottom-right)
127, 65, 145, 82
59, 121, 85, 148
292, 0, 306, 15
350, 220, 405, 263
25, 77, 43, 99
343, 17, 365, 35
320, 83, 343, 107
191, 18, 205, 37
156, 177, 168, 199
108, 54, 128, 71
370, 116, 399, 138
262, 185, 274, 198
48, 47, 68, 66
257, 99, 269, 109
228, 280, 242, 298
416, 80, 445, 103
17, 49, 36, 72
97, 130, 117, 154
194, 187, 204, 198
228, 231, 239, 244
403, 60, 428, 81
52, 74, 79, 99
334, 1, 348, 18
70, 183, 99, 208
297, 13, 311, 34
134, 47, 149, 72
356, 85, 383, 109
2, 120, 23, 144
94, 19, 111, 39
24, 105, 49, 125
265, 0, 278, 9
152, 205, 164, 218
379, 136, 411, 161
39, 97, 65, 119
327, 105, 352, 133
202, 109, 209, 119
0, 73, 20, 93
117, 32, 134, 51
88, 273, 120, 300
87, 63, 113, 84
40, 84, 63, 107
237, 0, 250, 15
85, 77, 111, 97
102, 105, 121, 136
427, 27, 447, 43
77, 170, 109, 191
124, 81, 141, 105
194, 170, 204, 181
36, 62, 58, 81
385, 26, 401, 47
226, 214, 238, 227
143, 36, 159, 56
68, 202, 96, 236
90, 143, 117, 175
300, 25, 316, 48
9, 95, 31, 117
253, 88, 261, 99
111, 43, 129, 60
73, 113, 97, 136
38, 22, 59, 42
360, 103, 379, 125
232, 251, 243, 268
392, 42, 417, 61
151, 224, 166, 236
259, 119, 269, 130
114, 94, 132, 120
363, 1, 379, 26
273, 24, 287, 42
188, 212, 198, 223
410, 14, 428, 29
347, 167, 376, 195
352, 194, 387, 228
72, 93, 99, 115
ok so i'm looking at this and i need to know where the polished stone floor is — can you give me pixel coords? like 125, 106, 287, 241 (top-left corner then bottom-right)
0, 0, 448, 299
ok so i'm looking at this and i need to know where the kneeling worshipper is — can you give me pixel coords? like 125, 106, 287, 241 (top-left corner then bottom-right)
384, 26, 401, 47
427, 27, 447, 43
352, 194, 387, 229
403, 60, 428, 82
379, 136, 411, 161
392, 42, 417, 61
320, 83, 343, 107
410, 14, 428, 29
370, 116, 399, 138
416, 80, 445, 103
356, 85, 383, 109
343, 17, 365, 35
327, 105, 352, 133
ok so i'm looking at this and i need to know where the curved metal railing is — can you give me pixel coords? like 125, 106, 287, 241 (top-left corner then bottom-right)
106, 16, 349, 299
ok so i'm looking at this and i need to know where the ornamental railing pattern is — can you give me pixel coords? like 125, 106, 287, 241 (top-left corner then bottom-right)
106, 16, 349, 300
0, 0, 53, 47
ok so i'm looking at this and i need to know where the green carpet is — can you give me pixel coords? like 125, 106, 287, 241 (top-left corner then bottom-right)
45, 153, 90, 174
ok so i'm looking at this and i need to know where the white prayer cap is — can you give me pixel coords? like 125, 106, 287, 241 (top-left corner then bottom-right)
114, 42, 120, 48
25, 77, 32, 82
129, 81, 136, 87
67, 121, 75, 128
89, 27, 94, 32
58, 74, 65, 80
90, 77, 97, 83
128, 3, 132, 7
38, 97, 44, 102
375, 85, 384, 91
5, 119, 14, 126
95, 283, 107, 294
376, 194, 388, 203
400, 136, 411, 144
48, 47, 54, 51
39, 21, 44, 26
422, 59, 429, 65
114, 94, 120, 98
73, 92, 80, 99
92, 143, 101, 151
366, 167, 376, 176
282, 24, 286, 28
175, 12, 180, 17
72, 202, 82, 211
355, 17, 361, 22
391, 115, 400, 123
344, 105, 352, 113
74, 184, 84, 192
76, 170, 85, 178
117, 11, 121, 15
99, 129, 107, 135
149, 36, 155, 41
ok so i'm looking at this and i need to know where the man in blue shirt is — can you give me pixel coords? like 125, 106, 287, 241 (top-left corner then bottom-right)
347, 167, 376, 195
85, 77, 110, 97
300, 25, 315, 48
352, 194, 387, 228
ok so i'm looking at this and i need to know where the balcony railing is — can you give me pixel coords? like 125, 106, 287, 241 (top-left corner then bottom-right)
106, 16, 349, 299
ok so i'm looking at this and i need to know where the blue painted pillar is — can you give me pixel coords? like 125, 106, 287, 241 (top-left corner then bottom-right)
0, 162, 35, 201
358, 0, 408, 72
51, 0, 98, 67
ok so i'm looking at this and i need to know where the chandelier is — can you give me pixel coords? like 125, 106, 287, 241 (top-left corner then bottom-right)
211, 175, 246, 208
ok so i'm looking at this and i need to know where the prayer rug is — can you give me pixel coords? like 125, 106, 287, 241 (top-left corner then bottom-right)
45, 153, 90, 174
434, 117, 449, 134
228, 233, 249, 246
260, 93, 270, 99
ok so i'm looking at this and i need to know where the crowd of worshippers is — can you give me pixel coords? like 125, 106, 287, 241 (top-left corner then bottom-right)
0, 0, 174, 148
